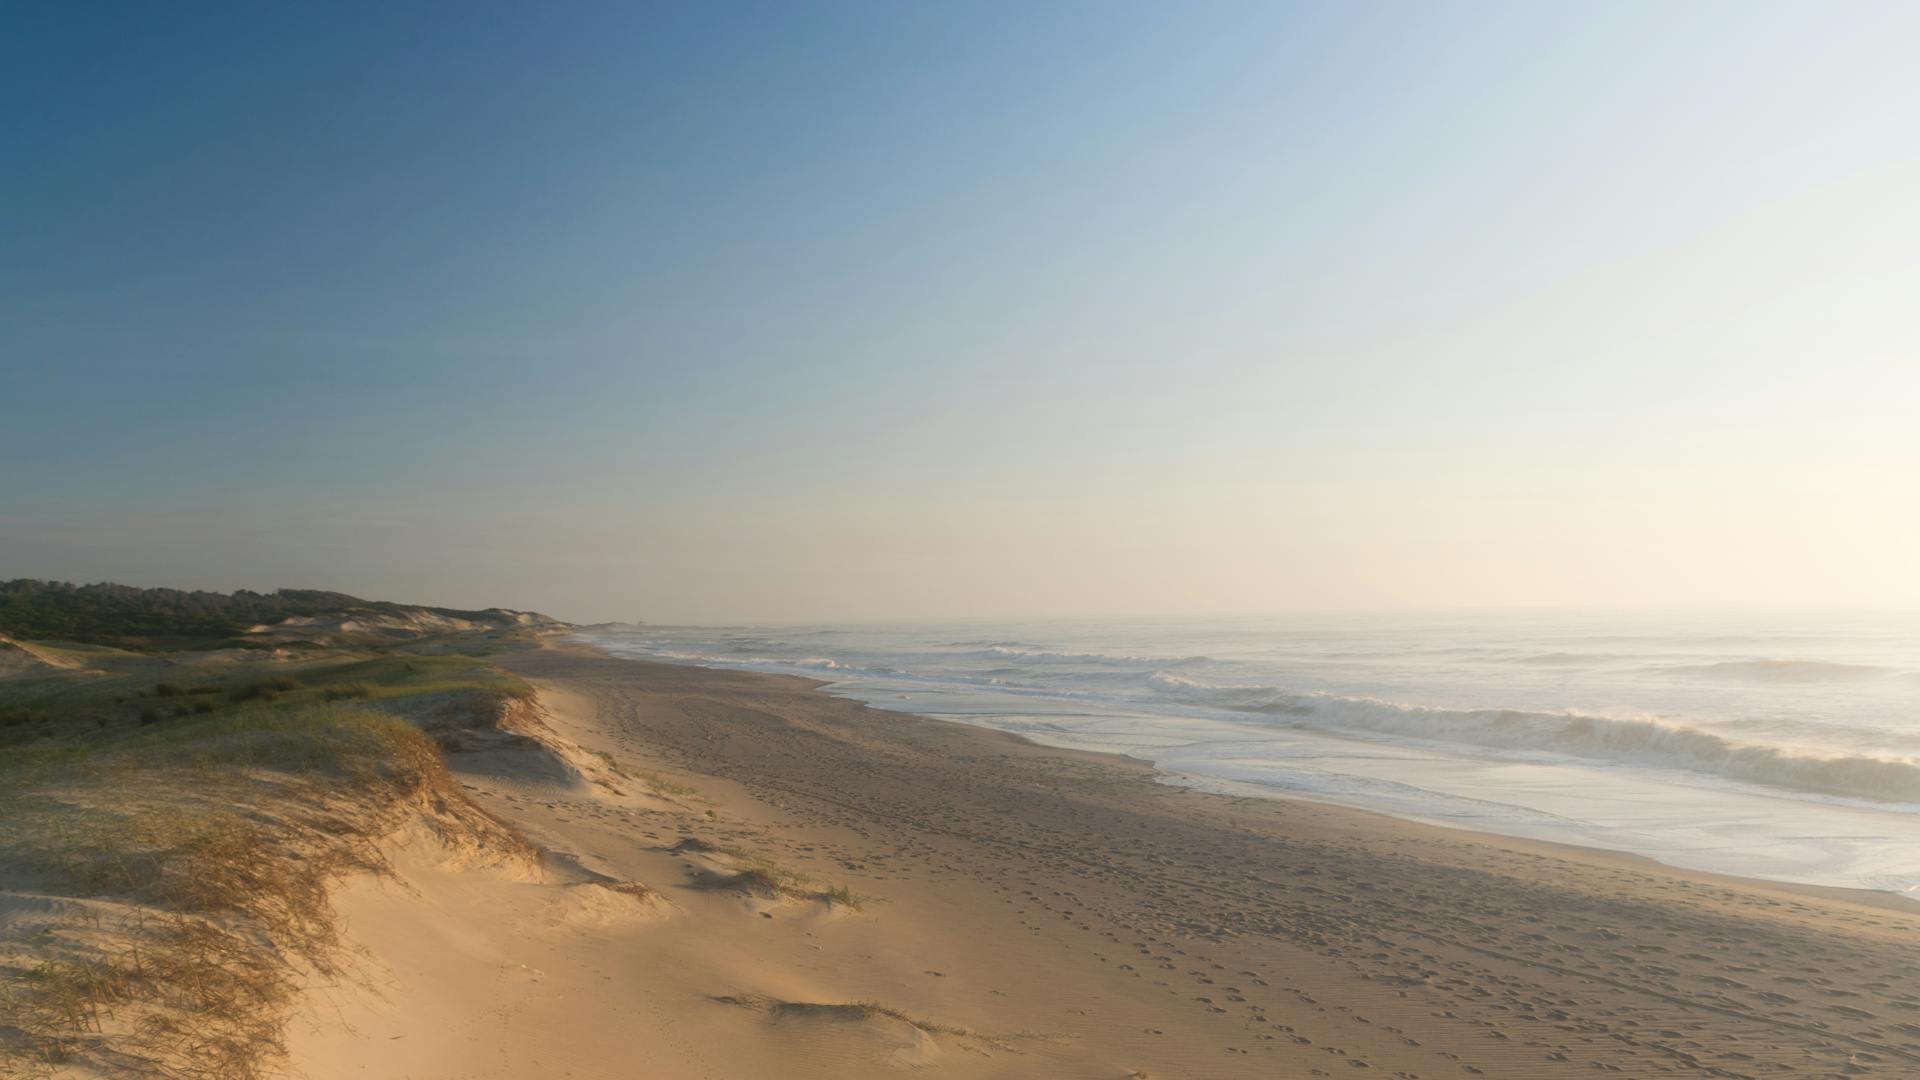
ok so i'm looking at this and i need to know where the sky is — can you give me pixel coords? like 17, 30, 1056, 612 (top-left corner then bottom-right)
3, 1, 1916, 624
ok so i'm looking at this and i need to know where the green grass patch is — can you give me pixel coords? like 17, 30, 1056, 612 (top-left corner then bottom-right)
0, 651, 531, 765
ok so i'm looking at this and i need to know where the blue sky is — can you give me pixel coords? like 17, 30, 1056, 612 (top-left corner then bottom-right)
4, 2, 1916, 621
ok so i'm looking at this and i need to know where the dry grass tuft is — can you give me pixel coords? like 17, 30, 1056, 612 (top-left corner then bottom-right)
678, 845, 870, 909
671, 836, 745, 857
713, 994, 978, 1039
589, 880, 659, 901
639, 772, 697, 798
587, 749, 697, 798
724, 865, 812, 900
821, 884, 874, 911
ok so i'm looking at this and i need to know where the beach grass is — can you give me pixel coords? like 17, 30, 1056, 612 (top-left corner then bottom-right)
589, 748, 698, 798
716, 994, 976, 1038
0, 646, 535, 1078
673, 839, 870, 908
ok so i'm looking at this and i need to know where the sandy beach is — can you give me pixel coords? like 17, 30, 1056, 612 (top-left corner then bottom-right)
285, 639, 1920, 1079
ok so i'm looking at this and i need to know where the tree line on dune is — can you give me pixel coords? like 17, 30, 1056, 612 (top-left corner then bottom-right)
0, 579, 525, 650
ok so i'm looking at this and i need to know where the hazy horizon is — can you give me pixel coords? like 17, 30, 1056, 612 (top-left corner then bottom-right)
6, 2, 1916, 624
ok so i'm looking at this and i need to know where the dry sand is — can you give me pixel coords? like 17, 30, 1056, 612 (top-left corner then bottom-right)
289, 640, 1920, 1079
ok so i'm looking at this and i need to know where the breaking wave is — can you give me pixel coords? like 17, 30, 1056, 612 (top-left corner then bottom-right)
1147, 673, 1920, 804
984, 644, 1210, 666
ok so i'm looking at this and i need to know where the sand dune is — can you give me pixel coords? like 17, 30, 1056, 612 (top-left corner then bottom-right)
0, 636, 88, 676
287, 640, 1920, 1078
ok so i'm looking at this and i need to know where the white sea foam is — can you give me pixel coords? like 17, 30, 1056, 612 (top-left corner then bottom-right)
1144, 674, 1920, 802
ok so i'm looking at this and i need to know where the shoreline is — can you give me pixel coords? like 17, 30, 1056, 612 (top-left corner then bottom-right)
730, 661, 1920, 913
1164, 770, 1920, 915
291, 638, 1920, 1077
583, 634, 1920, 908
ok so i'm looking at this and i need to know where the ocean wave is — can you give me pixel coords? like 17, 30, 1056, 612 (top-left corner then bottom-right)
1655, 659, 1897, 683
1147, 673, 1920, 803
642, 648, 855, 673
985, 644, 1211, 666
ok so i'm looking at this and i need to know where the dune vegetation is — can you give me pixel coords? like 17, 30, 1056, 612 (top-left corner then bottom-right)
0, 589, 554, 1078
0, 580, 558, 653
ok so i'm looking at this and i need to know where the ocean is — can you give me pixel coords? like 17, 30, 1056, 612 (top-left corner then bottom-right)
582, 612, 1920, 898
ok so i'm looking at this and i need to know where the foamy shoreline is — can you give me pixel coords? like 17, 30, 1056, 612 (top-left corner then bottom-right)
583, 625, 1920, 898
